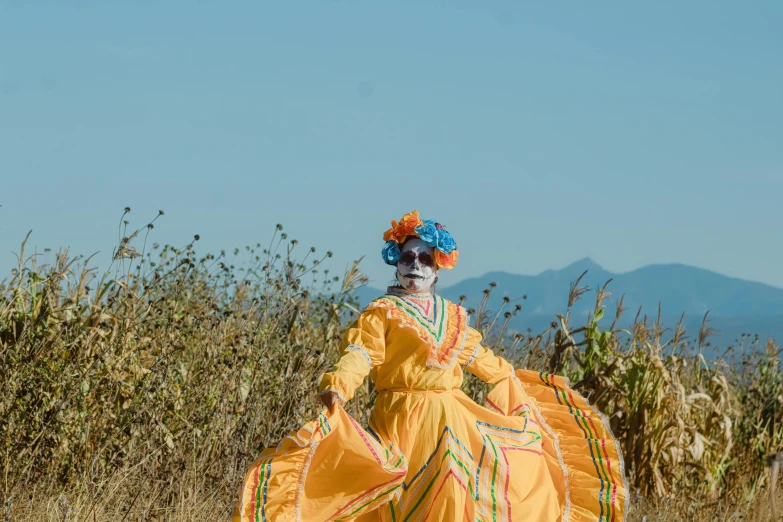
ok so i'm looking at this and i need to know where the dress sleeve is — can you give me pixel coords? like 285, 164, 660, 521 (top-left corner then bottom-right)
457, 326, 514, 384
318, 306, 387, 402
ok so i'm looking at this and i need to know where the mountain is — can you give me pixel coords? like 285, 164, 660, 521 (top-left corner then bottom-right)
354, 258, 783, 347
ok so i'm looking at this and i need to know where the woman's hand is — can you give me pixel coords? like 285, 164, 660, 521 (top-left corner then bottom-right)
319, 391, 340, 410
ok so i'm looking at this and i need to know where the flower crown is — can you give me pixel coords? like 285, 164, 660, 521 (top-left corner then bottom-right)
381, 210, 459, 270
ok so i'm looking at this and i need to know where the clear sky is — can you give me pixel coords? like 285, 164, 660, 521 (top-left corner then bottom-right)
1, 0, 781, 290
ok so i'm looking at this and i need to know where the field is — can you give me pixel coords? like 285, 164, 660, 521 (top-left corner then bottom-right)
2, 215, 782, 521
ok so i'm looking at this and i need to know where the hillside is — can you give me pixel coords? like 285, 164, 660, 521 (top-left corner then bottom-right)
355, 258, 783, 345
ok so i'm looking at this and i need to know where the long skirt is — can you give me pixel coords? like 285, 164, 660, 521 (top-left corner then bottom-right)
232, 370, 628, 522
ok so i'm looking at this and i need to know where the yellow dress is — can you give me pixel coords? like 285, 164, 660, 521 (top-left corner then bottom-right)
233, 288, 628, 521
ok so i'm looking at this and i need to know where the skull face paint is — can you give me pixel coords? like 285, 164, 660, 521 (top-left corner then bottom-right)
395, 238, 438, 293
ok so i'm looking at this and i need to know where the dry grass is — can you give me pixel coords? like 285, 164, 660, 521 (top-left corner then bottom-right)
2, 211, 782, 521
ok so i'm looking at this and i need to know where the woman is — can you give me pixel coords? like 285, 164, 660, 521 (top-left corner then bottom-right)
234, 211, 628, 522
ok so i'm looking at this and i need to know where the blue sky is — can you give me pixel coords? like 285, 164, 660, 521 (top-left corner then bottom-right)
1, 0, 781, 290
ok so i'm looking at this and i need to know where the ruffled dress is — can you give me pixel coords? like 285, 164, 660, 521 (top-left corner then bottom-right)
233, 288, 628, 521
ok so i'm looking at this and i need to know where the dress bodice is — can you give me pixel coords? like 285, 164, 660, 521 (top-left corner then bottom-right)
319, 289, 514, 402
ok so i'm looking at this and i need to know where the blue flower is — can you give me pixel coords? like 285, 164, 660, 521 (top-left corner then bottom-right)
436, 230, 457, 254
381, 240, 401, 265
414, 219, 439, 247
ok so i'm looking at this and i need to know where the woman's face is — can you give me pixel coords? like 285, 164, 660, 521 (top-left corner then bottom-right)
396, 238, 438, 293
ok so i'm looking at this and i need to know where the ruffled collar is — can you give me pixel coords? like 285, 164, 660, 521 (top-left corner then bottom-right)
370, 291, 470, 369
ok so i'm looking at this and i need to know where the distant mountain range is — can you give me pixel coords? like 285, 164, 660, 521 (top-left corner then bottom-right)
354, 258, 783, 347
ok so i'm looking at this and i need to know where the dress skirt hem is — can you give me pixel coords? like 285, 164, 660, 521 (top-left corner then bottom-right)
233, 369, 627, 522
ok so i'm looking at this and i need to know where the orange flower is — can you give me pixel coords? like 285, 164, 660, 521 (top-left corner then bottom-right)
383, 210, 422, 244
434, 249, 459, 270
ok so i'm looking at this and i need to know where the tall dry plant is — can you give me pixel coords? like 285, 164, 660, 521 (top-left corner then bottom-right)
1, 212, 364, 518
